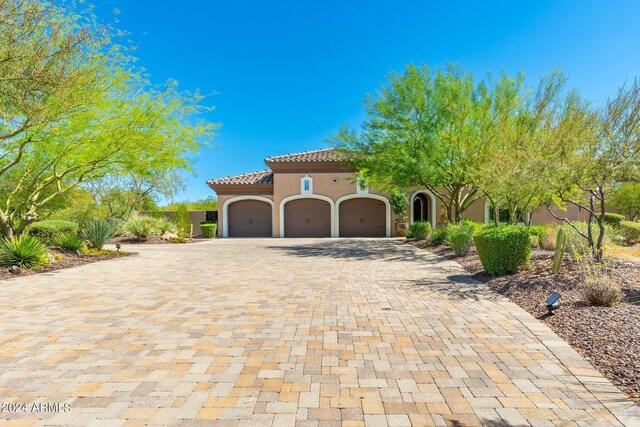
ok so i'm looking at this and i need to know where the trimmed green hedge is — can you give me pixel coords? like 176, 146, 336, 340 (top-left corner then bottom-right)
28, 220, 78, 244
620, 221, 640, 243
201, 223, 217, 238
603, 213, 625, 228
473, 226, 531, 276
407, 221, 431, 239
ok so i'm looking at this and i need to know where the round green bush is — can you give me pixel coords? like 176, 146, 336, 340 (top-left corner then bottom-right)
408, 221, 432, 239
427, 226, 448, 247
473, 226, 531, 276
602, 213, 625, 228
0, 235, 50, 268
620, 221, 640, 243
448, 231, 473, 257
201, 223, 217, 238
27, 220, 78, 244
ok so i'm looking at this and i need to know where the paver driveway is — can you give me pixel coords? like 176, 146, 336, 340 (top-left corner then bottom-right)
0, 238, 638, 427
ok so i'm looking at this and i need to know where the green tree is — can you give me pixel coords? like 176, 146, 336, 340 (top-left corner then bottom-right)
610, 182, 640, 221
331, 64, 493, 223
174, 204, 192, 237
0, 0, 218, 238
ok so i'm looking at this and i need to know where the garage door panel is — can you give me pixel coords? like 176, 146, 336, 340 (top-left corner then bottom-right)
339, 198, 386, 237
284, 199, 331, 238
228, 200, 272, 237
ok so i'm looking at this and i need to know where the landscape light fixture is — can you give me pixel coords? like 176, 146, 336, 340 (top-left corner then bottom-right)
545, 292, 561, 315
115, 244, 121, 252
23, 214, 32, 222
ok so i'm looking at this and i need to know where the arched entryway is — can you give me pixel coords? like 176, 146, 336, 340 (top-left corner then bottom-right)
410, 190, 437, 228
283, 198, 332, 237
227, 199, 273, 237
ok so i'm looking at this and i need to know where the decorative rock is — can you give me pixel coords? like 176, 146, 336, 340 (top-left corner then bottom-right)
9, 265, 20, 275
161, 231, 178, 241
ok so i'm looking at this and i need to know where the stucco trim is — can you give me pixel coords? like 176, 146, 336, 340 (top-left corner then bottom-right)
222, 196, 275, 238
410, 189, 437, 228
279, 194, 337, 238
336, 194, 391, 237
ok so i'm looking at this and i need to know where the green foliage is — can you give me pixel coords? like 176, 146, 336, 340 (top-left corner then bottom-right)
447, 231, 473, 257
52, 233, 86, 252
170, 237, 188, 244
163, 196, 218, 211
27, 220, 79, 245
610, 182, 640, 221
201, 224, 217, 238
156, 217, 178, 235
124, 216, 158, 241
390, 190, 409, 220
458, 219, 483, 234
0, 235, 50, 268
619, 221, 640, 244
408, 221, 432, 239
602, 213, 625, 228
174, 204, 192, 237
473, 226, 531, 276
564, 222, 615, 255
0, 0, 218, 238
527, 225, 546, 238
427, 226, 449, 247
82, 220, 118, 250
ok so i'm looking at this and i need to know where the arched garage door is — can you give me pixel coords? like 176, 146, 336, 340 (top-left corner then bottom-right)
339, 198, 386, 237
228, 200, 272, 237
284, 199, 331, 237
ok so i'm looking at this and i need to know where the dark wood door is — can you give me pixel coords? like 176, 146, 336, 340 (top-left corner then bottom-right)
284, 199, 331, 238
339, 198, 386, 237
228, 200, 272, 237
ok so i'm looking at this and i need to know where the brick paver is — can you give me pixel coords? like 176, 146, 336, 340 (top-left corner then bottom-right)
0, 238, 638, 426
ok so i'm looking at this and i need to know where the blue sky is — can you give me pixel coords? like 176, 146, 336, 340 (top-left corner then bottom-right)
93, 1, 640, 202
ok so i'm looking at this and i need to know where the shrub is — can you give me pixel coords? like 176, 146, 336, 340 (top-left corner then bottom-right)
27, 220, 78, 244
529, 234, 540, 249
201, 223, 217, 238
427, 226, 448, 247
408, 221, 432, 239
459, 219, 483, 234
124, 216, 158, 241
82, 219, 118, 250
583, 277, 622, 307
174, 204, 192, 237
0, 235, 50, 268
602, 213, 625, 228
52, 233, 86, 252
157, 217, 178, 235
619, 221, 640, 244
565, 222, 615, 255
448, 231, 473, 257
539, 224, 558, 251
170, 237, 188, 244
473, 226, 531, 276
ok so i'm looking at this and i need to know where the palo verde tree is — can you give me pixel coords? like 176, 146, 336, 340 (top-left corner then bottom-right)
610, 182, 640, 222
331, 63, 497, 224
0, 0, 217, 238
539, 80, 640, 261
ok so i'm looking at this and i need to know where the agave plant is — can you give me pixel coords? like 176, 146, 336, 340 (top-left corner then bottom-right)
0, 235, 50, 268
124, 216, 158, 240
155, 217, 177, 235
52, 232, 86, 252
82, 219, 118, 250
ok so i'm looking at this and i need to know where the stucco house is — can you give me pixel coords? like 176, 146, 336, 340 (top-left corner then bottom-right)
207, 148, 590, 238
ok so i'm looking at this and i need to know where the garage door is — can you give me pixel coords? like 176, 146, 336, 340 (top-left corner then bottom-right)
228, 200, 272, 237
284, 199, 331, 237
339, 198, 386, 237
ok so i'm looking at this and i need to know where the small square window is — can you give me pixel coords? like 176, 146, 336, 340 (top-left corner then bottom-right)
304, 180, 310, 191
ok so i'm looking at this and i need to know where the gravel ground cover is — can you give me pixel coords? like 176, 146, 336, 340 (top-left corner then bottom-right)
0, 249, 133, 281
407, 239, 640, 404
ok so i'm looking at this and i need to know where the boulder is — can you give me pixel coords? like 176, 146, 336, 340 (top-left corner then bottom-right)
161, 231, 179, 241
9, 265, 20, 275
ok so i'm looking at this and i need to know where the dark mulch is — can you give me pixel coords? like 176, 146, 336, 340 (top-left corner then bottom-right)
109, 236, 207, 245
0, 249, 134, 281
406, 239, 640, 404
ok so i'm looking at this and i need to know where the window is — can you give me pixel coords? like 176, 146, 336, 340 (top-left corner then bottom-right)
489, 208, 527, 224
304, 180, 310, 191
300, 175, 313, 194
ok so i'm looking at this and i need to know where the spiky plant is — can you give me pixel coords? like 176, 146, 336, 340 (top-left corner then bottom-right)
52, 233, 86, 252
155, 217, 177, 235
0, 235, 50, 268
124, 216, 158, 241
82, 219, 118, 250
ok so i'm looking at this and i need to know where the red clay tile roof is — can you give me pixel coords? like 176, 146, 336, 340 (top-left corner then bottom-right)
207, 170, 274, 185
264, 148, 341, 163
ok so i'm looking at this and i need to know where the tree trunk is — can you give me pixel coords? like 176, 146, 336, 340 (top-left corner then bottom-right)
0, 212, 15, 240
